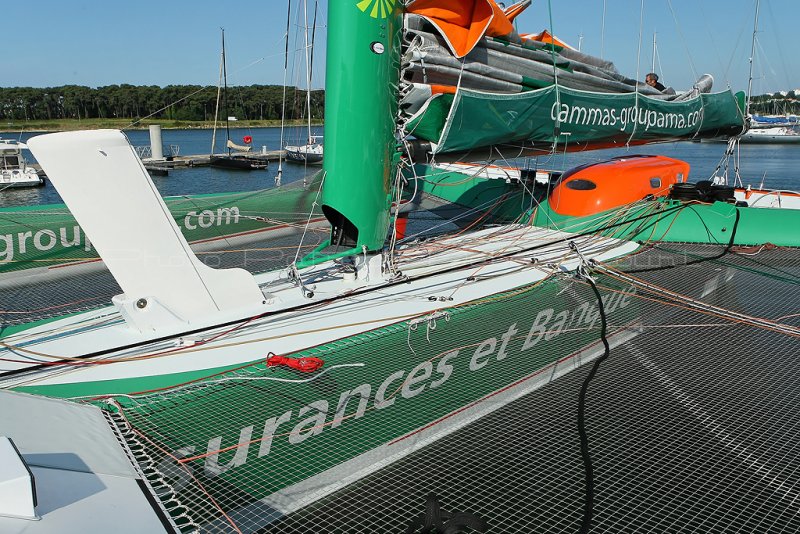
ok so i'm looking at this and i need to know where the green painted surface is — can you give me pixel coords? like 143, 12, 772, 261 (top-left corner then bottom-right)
531, 199, 800, 247
14, 358, 262, 398
0, 179, 322, 274
406, 86, 746, 154
318, 1, 403, 253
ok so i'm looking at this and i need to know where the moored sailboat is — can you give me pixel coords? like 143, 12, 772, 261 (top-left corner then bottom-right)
209, 29, 268, 171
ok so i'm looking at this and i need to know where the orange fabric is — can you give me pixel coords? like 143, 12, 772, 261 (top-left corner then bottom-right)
408, 0, 515, 58
430, 84, 458, 95
521, 29, 573, 49
503, 0, 532, 22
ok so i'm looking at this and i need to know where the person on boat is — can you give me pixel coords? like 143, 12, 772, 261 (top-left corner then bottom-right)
645, 73, 666, 92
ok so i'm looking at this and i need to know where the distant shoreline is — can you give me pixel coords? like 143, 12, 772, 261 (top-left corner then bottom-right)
1, 118, 323, 133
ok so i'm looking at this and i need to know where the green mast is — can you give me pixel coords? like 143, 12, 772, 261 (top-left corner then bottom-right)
299, 0, 403, 267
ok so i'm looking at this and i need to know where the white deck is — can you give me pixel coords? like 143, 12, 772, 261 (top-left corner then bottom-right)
0, 391, 171, 533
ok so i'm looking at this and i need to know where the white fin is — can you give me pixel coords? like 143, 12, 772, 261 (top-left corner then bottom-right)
28, 130, 265, 331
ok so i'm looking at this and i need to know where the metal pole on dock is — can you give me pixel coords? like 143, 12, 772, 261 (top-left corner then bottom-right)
149, 125, 164, 160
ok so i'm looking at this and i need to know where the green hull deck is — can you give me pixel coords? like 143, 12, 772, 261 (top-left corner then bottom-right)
531, 198, 800, 248
407, 164, 800, 248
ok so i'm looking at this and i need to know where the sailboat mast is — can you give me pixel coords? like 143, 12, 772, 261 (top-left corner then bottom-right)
211, 38, 224, 154
746, 0, 761, 117
651, 32, 657, 73
302, 0, 314, 145
319, 0, 403, 253
308, 0, 318, 144
222, 29, 231, 156
277, 0, 293, 183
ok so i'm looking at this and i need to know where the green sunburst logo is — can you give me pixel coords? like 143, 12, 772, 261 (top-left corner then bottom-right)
356, 0, 395, 19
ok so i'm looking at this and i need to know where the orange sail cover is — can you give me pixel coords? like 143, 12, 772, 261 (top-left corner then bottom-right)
520, 29, 575, 49
408, 0, 525, 58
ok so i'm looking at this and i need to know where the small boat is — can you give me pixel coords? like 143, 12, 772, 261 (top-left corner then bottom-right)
739, 125, 800, 144
285, 136, 323, 164
0, 139, 44, 188
144, 164, 170, 176
209, 153, 268, 170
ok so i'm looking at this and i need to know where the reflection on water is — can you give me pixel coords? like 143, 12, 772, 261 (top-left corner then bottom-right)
0, 185, 48, 207
1, 127, 798, 209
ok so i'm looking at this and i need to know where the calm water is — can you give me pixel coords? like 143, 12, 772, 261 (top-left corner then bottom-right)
0, 126, 322, 207
1, 126, 798, 208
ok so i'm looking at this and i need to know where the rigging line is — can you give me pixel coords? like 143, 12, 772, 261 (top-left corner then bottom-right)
126, 84, 216, 131
626, 0, 646, 149
387, 156, 411, 274
2, 206, 689, 372
665, 0, 699, 82
115, 408, 243, 534
221, 29, 232, 155
720, 16, 752, 91
546, 0, 561, 151
653, 243, 800, 284
594, 268, 800, 337
600, 0, 606, 59
309, 0, 319, 102
395, 192, 510, 245
302, 0, 313, 146
71, 363, 366, 402
763, 0, 793, 91
697, 2, 729, 88
734, 138, 743, 187
292, 170, 326, 265
623, 208, 741, 274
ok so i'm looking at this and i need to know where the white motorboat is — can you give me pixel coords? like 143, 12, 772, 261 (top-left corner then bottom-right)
0, 139, 44, 188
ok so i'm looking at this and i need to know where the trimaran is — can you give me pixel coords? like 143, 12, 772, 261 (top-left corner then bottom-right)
1, 1, 799, 532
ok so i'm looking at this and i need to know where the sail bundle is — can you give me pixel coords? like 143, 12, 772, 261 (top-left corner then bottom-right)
401, 0, 746, 156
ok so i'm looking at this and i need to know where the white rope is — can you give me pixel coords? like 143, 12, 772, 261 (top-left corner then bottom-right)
292, 170, 326, 265
69, 363, 367, 402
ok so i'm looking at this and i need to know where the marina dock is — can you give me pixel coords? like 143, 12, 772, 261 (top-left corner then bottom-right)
30, 149, 286, 176
159, 149, 286, 168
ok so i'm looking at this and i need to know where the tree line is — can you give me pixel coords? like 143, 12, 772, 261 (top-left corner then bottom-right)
0, 84, 324, 122
749, 91, 799, 116
4, 84, 795, 123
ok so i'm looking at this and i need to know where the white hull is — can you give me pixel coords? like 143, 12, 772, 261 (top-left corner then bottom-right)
740, 126, 800, 144
0, 169, 43, 188
734, 187, 800, 209
285, 143, 323, 164
0, 222, 637, 392
1, 139, 43, 188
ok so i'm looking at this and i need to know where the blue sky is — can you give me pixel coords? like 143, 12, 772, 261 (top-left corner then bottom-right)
4, 0, 798, 95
